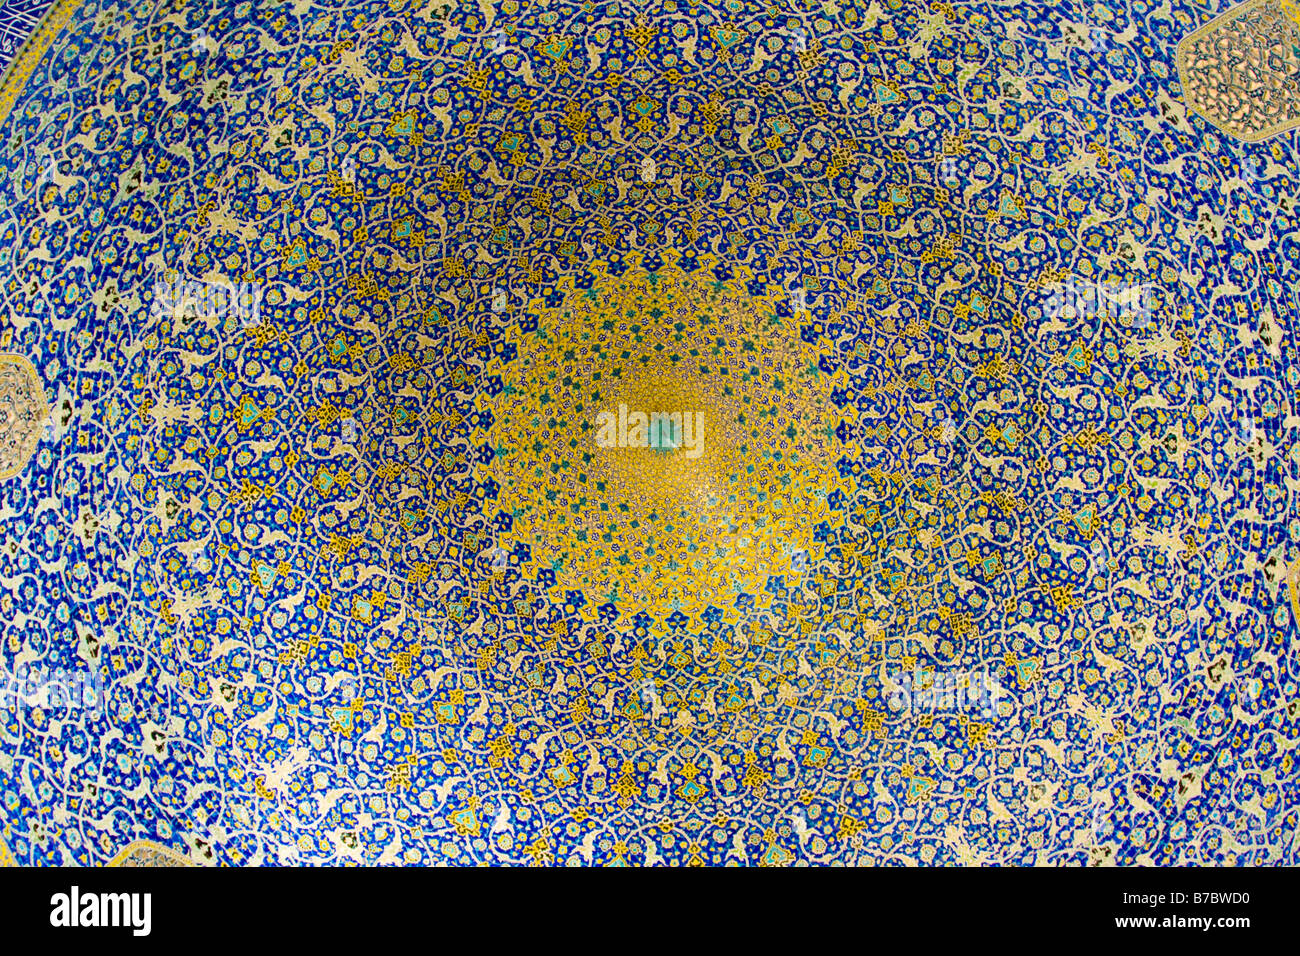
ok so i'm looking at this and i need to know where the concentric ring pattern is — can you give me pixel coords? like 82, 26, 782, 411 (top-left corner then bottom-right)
0, 0, 1297, 866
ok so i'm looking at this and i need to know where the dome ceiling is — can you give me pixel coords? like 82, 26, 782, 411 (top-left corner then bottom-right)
0, 0, 1297, 866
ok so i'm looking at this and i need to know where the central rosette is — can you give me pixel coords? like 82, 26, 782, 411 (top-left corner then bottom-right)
484, 258, 848, 621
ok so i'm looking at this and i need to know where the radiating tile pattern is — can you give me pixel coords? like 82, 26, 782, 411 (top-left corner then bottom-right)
0, 0, 1297, 867
483, 258, 845, 624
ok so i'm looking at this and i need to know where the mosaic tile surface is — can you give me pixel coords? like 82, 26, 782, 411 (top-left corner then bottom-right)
0, 0, 1298, 867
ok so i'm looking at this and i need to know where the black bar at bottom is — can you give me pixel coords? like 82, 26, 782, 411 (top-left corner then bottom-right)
0, 864, 1279, 944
